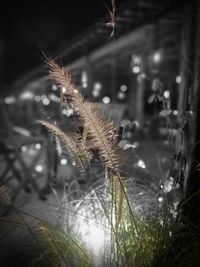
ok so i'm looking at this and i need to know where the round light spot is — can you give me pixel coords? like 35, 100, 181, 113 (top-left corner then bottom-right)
42, 98, 50, 106
52, 84, 57, 91
153, 52, 161, 63
173, 110, 178, 115
92, 89, 100, 98
137, 160, 146, 169
132, 66, 140, 74
120, 85, 127, 92
60, 158, 68, 165
35, 165, 43, 173
34, 95, 41, 102
94, 82, 102, 91
117, 91, 126, 100
176, 76, 181, 84
5, 96, 16, 104
102, 96, 110, 104
35, 143, 41, 150
163, 90, 170, 99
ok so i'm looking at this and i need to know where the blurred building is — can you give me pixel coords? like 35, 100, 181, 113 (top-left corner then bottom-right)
2, 0, 200, 218
1, 0, 192, 139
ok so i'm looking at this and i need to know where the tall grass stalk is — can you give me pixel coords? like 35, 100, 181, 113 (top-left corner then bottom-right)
2, 59, 195, 267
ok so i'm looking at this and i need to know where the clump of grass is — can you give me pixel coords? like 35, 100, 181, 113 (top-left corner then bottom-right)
38, 59, 179, 267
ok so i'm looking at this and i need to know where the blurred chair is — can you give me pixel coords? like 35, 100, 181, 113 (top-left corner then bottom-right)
0, 100, 47, 199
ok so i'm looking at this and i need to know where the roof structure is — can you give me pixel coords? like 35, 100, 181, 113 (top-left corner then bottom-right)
6, 0, 189, 96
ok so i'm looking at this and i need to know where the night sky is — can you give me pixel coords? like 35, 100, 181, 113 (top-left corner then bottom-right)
0, 1, 109, 92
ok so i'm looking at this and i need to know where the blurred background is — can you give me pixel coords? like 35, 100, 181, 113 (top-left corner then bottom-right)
0, 0, 195, 206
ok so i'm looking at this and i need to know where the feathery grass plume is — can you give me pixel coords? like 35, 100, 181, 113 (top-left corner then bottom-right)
47, 59, 119, 172
39, 121, 92, 172
47, 58, 128, 214
0, 185, 12, 206
46, 60, 138, 227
